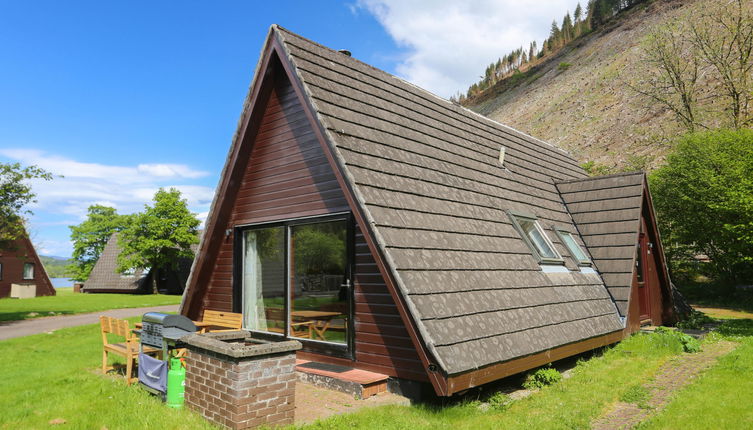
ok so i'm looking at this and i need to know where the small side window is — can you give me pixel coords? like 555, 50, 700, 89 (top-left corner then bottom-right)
23, 263, 34, 280
556, 230, 591, 266
0, 262, 3, 280
509, 213, 562, 263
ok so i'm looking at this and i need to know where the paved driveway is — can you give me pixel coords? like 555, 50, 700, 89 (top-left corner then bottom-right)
0, 305, 179, 341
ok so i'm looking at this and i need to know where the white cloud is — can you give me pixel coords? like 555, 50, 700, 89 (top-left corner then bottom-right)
1, 149, 216, 257
356, 0, 577, 97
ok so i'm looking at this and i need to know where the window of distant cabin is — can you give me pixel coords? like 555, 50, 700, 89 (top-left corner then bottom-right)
0, 263, 3, 280
556, 229, 592, 266
23, 263, 34, 280
509, 213, 563, 264
237, 214, 353, 356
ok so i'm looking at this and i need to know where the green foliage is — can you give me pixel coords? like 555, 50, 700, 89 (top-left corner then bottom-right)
619, 384, 651, 409
68, 205, 132, 282
654, 327, 702, 353
117, 188, 199, 287
523, 365, 562, 389
486, 392, 513, 411
676, 310, 714, 330
557, 62, 572, 71
39, 255, 74, 278
640, 319, 753, 429
650, 129, 753, 284
0, 162, 52, 249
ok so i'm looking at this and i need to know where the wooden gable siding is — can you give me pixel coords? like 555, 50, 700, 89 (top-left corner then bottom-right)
198, 71, 425, 381
0, 236, 55, 298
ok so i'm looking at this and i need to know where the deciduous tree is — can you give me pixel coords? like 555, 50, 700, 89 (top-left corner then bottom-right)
0, 162, 52, 249
650, 129, 753, 283
117, 188, 199, 292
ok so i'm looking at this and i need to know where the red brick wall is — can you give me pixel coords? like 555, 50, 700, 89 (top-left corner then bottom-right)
185, 348, 296, 429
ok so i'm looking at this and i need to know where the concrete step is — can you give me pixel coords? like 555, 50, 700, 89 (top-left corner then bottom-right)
295, 359, 388, 398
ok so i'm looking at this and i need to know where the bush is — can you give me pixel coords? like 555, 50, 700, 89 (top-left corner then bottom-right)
523, 366, 562, 389
557, 62, 572, 71
655, 326, 702, 353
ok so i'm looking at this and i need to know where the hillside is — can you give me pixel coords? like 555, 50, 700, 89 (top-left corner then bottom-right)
39, 255, 73, 278
465, 0, 719, 171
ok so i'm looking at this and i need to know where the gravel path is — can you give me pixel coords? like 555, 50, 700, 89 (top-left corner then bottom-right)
0, 305, 180, 341
591, 341, 738, 430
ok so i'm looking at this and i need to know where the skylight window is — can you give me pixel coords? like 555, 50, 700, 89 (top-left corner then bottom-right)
557, 229, 591, 265
509, 214, 562, 263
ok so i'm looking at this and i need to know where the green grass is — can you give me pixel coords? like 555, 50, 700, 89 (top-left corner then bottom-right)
295, 332, 691, 430
0, 317, 215, 430
638, 319, 753, 429
0, 289, 182, 322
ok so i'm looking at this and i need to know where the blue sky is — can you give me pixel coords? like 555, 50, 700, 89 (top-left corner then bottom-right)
0, 0, 579, 257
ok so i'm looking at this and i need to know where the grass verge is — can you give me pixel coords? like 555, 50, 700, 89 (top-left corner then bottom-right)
294, 331, 693, 430
638, 319, 753, 429
0, 317, 214, 430
0, 289, 182, 321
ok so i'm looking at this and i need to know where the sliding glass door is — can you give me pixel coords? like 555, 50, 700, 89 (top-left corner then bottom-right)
240, 215, 351, 350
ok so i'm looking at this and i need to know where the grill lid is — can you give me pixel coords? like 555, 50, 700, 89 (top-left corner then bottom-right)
141, 312, 197, 332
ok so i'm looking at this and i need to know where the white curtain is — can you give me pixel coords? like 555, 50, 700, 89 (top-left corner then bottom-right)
243, 231, 267, 331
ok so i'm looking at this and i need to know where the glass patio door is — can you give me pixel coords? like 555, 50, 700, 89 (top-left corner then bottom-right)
289, 220, 348, 344
241, 217, 350, 348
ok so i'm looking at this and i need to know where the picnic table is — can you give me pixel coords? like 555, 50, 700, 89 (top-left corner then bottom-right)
291, 310, 343, 341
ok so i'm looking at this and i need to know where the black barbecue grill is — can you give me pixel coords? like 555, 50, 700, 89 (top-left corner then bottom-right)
137, 312, 198, 396
140, 312, 198, 353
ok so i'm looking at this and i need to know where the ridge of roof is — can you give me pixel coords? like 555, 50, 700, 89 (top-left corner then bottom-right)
271, 25, 579, 163
556, 170, 645, 185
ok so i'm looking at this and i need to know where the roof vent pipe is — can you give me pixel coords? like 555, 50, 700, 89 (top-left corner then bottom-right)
338, 49, 352, 57
499, 146, 506, 167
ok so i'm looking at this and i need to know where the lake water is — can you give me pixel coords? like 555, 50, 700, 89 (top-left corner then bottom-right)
51, 278, 74, 288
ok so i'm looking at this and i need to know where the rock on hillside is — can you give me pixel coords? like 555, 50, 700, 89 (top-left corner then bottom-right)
466, 0, 711, 171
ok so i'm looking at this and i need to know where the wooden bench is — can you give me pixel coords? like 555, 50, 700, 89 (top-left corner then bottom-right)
265, 308, 313, 338
199, 310, 243, 333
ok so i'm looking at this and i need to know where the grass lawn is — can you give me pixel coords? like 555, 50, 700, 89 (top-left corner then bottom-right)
295, 317, 753, 430
0, 317, 215, 430
2, 309, 750, 430
639, 319, 753, 429
0, 289, 182, 322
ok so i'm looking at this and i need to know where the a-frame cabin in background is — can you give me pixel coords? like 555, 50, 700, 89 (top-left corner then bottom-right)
0, 231, 55, 298
181, 25, 676, 396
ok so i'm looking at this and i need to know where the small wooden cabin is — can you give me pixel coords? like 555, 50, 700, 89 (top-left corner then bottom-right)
0, 233, 55, 298
180, 25, 676, 396
84, 233, 196, 295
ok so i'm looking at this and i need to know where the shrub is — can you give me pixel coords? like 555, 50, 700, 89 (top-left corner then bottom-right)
655, 326, 702, 353
557, 62, 572, 71
523, 366, 562, 389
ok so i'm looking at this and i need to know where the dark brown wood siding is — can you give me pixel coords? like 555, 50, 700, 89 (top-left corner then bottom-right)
0, 235, 55, 298
198, 71, 426, 381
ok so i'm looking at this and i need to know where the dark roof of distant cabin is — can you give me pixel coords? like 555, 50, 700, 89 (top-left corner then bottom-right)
557, 172, 645, 316
84, 233, 148, 292
272, 26, 624, 375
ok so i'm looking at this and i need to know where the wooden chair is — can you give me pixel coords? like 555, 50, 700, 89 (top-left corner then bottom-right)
99, 316, 160, 385
265, 308, 313, 338
198, 310, 243, 333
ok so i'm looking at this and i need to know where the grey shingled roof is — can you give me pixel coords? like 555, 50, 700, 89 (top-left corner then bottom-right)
273, 26, 624, 375
84, 233, 149, 292
557, 172, 645, 316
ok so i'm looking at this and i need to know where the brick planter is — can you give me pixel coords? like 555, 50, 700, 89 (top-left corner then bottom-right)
182, 331, 301, 429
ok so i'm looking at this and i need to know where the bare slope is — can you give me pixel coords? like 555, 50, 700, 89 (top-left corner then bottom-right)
467, 0, 708, 170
